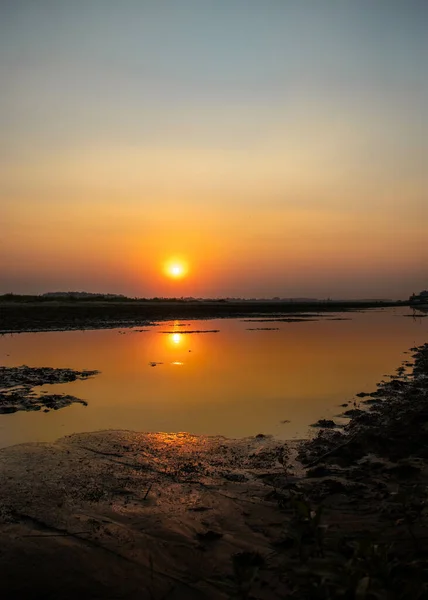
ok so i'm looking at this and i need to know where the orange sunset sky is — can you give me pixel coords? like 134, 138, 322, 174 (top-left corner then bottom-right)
1, 1, 427, 299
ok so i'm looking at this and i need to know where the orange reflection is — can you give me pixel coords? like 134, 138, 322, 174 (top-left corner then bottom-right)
171, 333, 182, 345
168, 321, 186, 347
149, 432, 201, 450
163, 322, 189, 357
1, 310, 426, 448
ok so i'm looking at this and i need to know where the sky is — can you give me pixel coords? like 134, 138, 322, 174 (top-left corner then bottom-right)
1, 0, 427, 299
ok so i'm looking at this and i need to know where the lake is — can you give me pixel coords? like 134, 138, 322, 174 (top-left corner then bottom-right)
0, 307, 426, 448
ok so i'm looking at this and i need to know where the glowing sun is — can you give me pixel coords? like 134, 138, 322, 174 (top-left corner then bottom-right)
164, 259, 188, 279
170, 265, 183, 277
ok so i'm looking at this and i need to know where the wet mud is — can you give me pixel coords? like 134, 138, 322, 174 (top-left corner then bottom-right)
247, 328, 280, 331
159, 330, 220, 334
0, 431, 298, 599
0, 366, 98, 413
241, 318, 319, 323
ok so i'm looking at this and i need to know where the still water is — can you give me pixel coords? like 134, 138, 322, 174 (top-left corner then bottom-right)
0, 308, 426, 448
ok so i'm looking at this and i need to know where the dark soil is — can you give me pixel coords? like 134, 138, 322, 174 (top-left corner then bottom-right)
0, 365, 99, 413
247, 327, 280, 331
0, 299, 404, 333
159, 330, 220, 334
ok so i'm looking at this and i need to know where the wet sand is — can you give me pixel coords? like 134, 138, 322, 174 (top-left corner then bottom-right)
1, 343, 428, 598
0, 431, 296, 599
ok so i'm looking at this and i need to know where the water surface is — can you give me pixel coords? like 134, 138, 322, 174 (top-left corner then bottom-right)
0, 307, 426, 448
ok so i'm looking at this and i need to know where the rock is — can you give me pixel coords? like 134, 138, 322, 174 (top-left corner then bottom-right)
343, 409, 364, 417
386, 462, 421, 479
0, 406, 18, 414
324, 455, 353, 468
311, 419, 337, 429
387, 379, 407, 391
320, 478, 348, 494
223, 472, 248, 482
307, 465, 332, 478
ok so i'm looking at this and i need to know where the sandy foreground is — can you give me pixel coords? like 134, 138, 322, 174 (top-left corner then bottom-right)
0, 430, 297, 599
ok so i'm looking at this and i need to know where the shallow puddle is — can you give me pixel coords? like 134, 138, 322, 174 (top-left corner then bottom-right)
0, 308, 427, 447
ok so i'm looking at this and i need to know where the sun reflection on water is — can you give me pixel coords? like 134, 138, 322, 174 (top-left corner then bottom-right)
164, 322, 189, 363
171, 333, 182, 345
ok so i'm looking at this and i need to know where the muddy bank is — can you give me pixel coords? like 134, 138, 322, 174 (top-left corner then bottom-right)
0, 299, 403, 333
282, 342, 428, 598
0, 431, 298, 599
0, 365, 98, 413
1, 344, 428, 598
159, 329, 220, 334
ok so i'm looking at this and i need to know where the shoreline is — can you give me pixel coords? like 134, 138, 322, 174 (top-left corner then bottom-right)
1, 343, 428, 597
0, 299, 406, 334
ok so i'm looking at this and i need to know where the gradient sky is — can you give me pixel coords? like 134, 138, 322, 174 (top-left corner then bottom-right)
1, 1, 427, 299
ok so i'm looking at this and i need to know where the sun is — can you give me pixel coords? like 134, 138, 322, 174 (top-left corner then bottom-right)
170, 265, 183, 277
164, 259, 188, 279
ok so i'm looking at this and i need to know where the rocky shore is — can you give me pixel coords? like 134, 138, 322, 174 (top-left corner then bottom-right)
0, 344, 427, 598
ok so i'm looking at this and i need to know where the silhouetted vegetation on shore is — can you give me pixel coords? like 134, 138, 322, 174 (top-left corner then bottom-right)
0, 294, 407, 334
